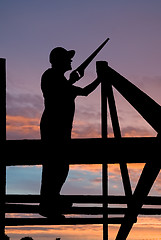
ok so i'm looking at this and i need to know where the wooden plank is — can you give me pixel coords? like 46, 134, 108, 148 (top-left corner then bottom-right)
3, 137, 160, 166
100, 63, 108, 240
5, 204, 161, 215
0, 58, 6, 141
99, 61, 108, 139
0, 58, 6, 239
6, 194, 104, 204
6, 194, 161, 205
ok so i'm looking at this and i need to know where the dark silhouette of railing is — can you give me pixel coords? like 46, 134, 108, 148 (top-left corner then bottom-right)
1, 58, 161, 240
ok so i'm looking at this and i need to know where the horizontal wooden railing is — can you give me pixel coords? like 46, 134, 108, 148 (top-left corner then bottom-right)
5, 194, 161, 205
3, 137, 160, 166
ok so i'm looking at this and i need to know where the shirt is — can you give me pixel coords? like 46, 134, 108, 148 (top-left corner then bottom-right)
40, 68, 82, 140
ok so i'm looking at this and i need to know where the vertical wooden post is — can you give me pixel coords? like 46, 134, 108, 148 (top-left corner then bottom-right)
97, 61, 108, 240
101, 62, 108, 240
0, 58, 6, 238
101, 70, 108, 139
106, 82, 132, 204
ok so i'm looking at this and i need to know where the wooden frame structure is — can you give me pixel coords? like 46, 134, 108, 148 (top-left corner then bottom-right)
1, 58, 161, 239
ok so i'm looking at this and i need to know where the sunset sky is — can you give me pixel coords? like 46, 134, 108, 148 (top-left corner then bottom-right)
1, 0, 161, 239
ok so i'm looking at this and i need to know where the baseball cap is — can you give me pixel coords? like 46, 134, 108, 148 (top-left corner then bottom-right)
49, 47, 75, 63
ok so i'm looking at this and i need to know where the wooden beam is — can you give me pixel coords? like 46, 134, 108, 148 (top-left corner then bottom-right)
0, 58, 6, 141
6, 194, 161, 205
97, 61, 109, 240
5, 204, 161, 215
3, 137, 160, 165
0, 58, 6, 239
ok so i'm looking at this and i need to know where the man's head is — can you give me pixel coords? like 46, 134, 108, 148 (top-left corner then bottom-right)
49, 47, 75, 72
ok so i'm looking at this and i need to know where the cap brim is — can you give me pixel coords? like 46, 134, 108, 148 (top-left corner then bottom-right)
68, 50, 75, 58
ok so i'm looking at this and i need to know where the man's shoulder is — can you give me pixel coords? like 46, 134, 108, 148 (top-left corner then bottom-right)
41, 68, 54, 91
42, 68, 53, 78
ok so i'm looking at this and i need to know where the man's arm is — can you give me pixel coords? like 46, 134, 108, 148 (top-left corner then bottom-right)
78, 78, 101, 96
68, 70, 84, 84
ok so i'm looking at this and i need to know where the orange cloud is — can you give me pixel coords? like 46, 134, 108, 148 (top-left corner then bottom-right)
6, 225, 102, 240
70, 164, 101, 173
6, 217, 161, 240
7, 115, 40, 139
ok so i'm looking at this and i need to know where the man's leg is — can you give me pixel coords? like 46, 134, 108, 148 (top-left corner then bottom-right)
40, 155, 69, 216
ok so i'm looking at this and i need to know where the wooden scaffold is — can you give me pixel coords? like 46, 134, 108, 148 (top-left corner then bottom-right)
0, 58, 161, 239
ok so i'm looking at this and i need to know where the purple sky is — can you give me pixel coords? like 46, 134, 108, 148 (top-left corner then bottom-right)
1, 1, 161, 239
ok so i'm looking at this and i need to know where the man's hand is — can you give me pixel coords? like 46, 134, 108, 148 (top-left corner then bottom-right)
69, 69, 84, 84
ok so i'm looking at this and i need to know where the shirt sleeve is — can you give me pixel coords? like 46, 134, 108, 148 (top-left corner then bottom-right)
72, 85, 84, 97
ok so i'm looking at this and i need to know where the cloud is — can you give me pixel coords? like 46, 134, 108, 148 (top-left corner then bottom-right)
6, 216, 161, 240
73, 97, 101, 138
6, 225, 102, 240
6, 91, 43, 139
92, 177, 102, 184
72, 121, 101, 138
7, 92, 43, 118
7, 115, 40, 139
70, 165, 101, 173
121, 125, 156, 137
139, 75, 161, 105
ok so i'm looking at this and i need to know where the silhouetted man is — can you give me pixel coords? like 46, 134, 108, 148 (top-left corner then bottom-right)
40, 47, 101, 218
